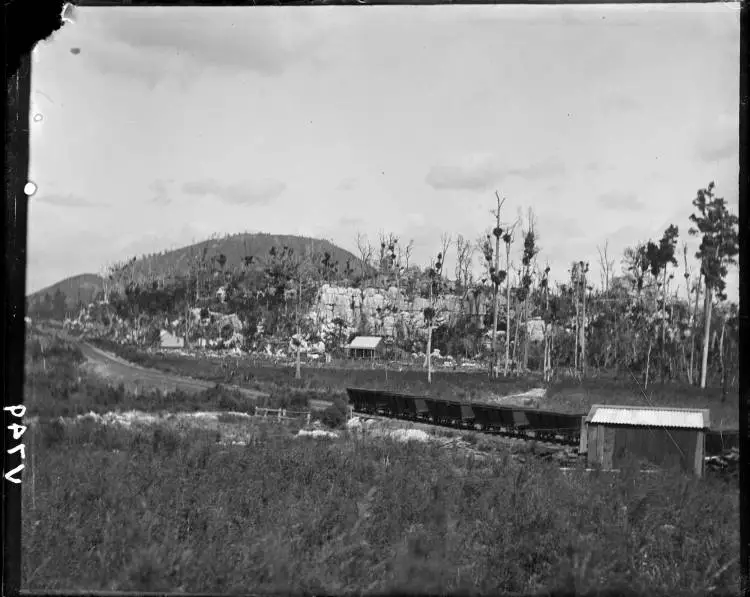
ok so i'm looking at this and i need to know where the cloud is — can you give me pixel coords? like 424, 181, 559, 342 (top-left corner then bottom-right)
181, 178, 286, 205
696, 111, 738, 163
338, 216, 364, 229
585, 162, 617, 173
425, 153, 504, 191
597, 191, 646, 211
600, 93, 641, 114
83, 9, 335, 85
33, 193, 98, 207
699, 138, 737, 163
507, 158, 566, 181
337, 177, 358, 191
426, 154, 565, 191
149, 179, 173, 205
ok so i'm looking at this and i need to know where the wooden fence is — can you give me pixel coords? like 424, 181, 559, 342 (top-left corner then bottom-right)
255, 407, 312, 424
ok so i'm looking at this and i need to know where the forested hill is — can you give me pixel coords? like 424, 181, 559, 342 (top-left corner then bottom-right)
27, 273, 105, 312
26, 232, 366, 316
130, 232, 363, 279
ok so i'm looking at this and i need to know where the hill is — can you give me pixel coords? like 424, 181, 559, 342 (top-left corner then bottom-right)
27, 273, 105, 310
130, 232, 366, 279
27, 233, 368, 314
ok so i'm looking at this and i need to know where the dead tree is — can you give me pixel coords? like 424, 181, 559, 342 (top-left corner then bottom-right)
424, 249, 447, 384
489, 193, 506, 377
355, 232, 374, 282
597, 241, 614, 294
502, 221, 519, 377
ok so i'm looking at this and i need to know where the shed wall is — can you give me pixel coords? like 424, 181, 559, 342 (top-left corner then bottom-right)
579, 417, 588, 454
612, 427, 698, 473
586, 424, 704, 476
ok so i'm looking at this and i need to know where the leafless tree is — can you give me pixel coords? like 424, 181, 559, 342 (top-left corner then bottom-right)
454, 234, 475, 294
502, 217, 520, 377
400, 239, 414, 270
355, 232, 374, 281
439, 233, 452, 270
597, 241, 615, 293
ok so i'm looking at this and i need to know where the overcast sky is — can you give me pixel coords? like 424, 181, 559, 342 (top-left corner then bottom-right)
29, 5, 739, 299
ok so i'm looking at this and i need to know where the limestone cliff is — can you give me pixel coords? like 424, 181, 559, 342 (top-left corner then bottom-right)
307, 284, 493, 338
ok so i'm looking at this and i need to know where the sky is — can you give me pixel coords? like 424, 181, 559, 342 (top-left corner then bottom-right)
28, 4, 740, 300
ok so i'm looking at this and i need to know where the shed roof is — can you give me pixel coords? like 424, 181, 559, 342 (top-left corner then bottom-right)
347, 336, 383, 350
586, 404, 710, 430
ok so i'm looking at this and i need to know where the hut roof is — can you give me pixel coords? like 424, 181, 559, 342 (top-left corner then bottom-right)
347, 336, 383, 350
586, 404, 710, 430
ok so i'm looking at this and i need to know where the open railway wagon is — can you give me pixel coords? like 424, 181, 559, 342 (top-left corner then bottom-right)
346, 387, 586, 446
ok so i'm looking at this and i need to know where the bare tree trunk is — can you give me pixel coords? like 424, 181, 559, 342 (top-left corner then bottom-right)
550, 326, 555, 379
295, 279, 302, 380
185, 302, 191, 348
513, 299, 521, 373
644, 338, 652, 390
491, 283, 499, 377
719, 317, 726, 401
689, 277, 702, 385
491, 198, 503, 378
426, 323, 433, 384
581, 275, 587, 377
522, 297, 530, 372
574, 296, 579, 373
681, 342, 688, 381
504, 251, 512, 377
660, 269, 667, 355
700, 286, 713, 389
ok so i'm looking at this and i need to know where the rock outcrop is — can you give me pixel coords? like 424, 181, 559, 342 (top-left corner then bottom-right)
307, 284, 491, 338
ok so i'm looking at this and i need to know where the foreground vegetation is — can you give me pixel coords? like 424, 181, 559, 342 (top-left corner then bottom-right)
21, 331, 740, 594
23, 416, 739, 595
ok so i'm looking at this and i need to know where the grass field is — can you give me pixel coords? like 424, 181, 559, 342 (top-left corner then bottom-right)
21, 333, 741, 594
23, 416, 740, 595
90, 339, 740, 430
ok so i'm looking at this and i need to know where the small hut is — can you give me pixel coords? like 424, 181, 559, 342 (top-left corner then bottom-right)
159, 329, 185, 349
583, 404, 710, 477
346, 336, 385, 360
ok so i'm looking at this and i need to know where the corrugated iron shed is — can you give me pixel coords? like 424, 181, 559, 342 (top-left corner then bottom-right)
586, 404, 710, 430
347, 336, 383, 350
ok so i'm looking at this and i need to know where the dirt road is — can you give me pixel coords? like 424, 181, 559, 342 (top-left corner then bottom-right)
78, 341, 269, 400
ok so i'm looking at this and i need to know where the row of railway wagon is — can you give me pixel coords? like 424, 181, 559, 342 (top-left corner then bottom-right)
346, 387, 739, 457
346, 387, 585, 445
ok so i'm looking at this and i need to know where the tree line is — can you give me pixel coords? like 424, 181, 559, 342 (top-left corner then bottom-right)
37, 181, 738, 392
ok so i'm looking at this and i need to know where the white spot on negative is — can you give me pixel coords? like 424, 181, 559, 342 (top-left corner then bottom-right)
24, 182, 37, 196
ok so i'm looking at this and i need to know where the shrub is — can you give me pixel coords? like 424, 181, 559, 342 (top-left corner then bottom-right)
319, 397, 349, 429
39, 418, 66, 448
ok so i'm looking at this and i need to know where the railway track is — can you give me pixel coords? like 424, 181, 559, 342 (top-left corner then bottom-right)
351, 405, 582, 450
350, 409, 583, 460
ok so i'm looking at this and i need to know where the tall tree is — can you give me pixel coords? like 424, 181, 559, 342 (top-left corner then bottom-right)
519, 209, 539, 371
481, 192, 508, 377
502, 222, 519, 377
454, 234, 475, 295
423, 249, 447, 384
597, 241, 615, 294
355, 232, 374, 283
688, 182, 739, 388
540, 264, 552, 380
